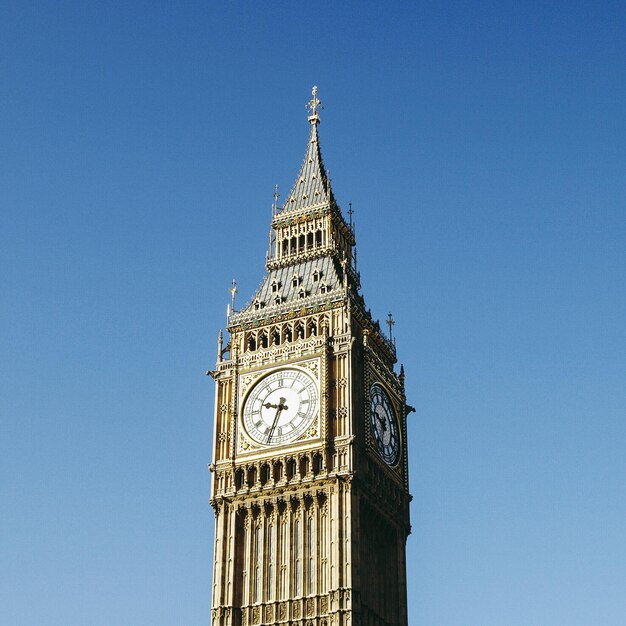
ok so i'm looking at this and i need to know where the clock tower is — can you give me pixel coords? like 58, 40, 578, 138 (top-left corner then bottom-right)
208, 87, 412, 626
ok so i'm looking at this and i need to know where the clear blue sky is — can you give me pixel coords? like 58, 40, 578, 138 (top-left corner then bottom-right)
1, 2, 625, 625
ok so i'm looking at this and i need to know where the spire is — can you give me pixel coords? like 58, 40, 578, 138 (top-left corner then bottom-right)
279, 86, 335, 214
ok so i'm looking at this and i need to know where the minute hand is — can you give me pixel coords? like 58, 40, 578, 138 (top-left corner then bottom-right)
266, 397, 287, 444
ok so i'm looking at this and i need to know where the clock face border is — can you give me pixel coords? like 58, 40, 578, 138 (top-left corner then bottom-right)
369, 382, 401, 466
241, 365, 320, 447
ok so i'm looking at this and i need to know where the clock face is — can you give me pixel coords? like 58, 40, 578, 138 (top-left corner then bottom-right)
242, 368, 319, 445
370, 383, 400, 465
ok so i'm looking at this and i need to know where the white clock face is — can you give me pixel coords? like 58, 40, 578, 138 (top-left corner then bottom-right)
370, 383, 400, 465
242, 368, 319, 445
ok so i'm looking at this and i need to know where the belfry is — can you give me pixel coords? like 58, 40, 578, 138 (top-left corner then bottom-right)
208, 87, 412, 626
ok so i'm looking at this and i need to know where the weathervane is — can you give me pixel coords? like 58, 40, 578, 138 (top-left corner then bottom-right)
306, 85, 323, 124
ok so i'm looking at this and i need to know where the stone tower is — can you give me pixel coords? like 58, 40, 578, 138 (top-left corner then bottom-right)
208, 87, 412, 626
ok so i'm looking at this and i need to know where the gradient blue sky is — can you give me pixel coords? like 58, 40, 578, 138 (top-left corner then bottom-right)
1, 2, 625, 625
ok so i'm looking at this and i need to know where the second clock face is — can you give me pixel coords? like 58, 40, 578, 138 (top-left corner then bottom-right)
242, 368, 319, 445
370, 383, 400, 465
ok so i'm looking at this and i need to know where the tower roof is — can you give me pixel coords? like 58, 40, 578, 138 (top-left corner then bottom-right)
279, 87, 336, 214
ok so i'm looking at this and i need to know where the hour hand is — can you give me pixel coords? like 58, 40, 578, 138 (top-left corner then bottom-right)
264, 400, 288, 410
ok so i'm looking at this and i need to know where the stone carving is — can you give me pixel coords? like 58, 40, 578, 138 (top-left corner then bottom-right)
321, 596, 328, 613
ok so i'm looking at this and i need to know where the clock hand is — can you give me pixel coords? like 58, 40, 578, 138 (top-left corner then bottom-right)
266, 397, 287, 443
263, 401, 289, 410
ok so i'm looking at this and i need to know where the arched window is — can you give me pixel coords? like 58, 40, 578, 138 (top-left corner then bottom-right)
267, 524, 274, 600
308, 515, 315, 594
294, 518, 301, 596
254, 524, 262, 602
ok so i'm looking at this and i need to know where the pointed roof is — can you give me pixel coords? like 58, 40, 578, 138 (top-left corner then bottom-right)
279, 87, 335, 214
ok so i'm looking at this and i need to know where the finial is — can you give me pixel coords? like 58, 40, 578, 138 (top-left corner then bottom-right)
272, 183, 279, 217
306, 85, 323, 124
217, 329, 223, 362
229, 279, 238, 313
348, 202, 354, 229
386, 312, 395, 343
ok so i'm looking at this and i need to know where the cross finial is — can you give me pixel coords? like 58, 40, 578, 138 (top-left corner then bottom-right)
386, 312, 395, 343
348, 201, 354, 228
306, 85, 323, 124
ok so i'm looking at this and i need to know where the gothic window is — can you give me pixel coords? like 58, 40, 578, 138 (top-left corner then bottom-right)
298, 234, 305, 250
308, 320, 317, 337
308, 516, 315, 594
294, 518, 301, 596
315, 230, 322, 247
247, 466, 257, 487
282, 240, 288, 256
298, 288, 306, 299
271, 281, 279, 293
295, 322, 304, 340
312, 453, 323, 475
260, 332, 269, 349
273, 461, 283, 482
280, 519, 287, 600
320, 512, 328, 593
290, 237, 297, 254
260, 464, 270, 486
247, 335, 257, 351
292, 274, 300, 287
283, 326, 293, 343
274, 295, 282, 306
286, 458, 296, 481
319, 282, 328, 294
253, 298, 262, 310
254, 524, 262, 602
272, 329, 280, 346
235, 468, 244, 490
313, 268, 321, 282
267, 524, 274, 600
307, 232, 313, 249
